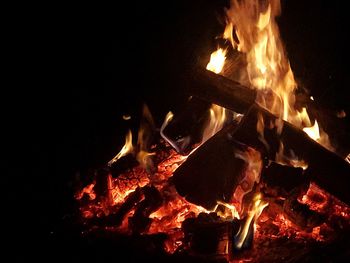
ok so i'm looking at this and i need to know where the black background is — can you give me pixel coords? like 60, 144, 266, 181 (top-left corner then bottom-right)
8, 0, 349, 261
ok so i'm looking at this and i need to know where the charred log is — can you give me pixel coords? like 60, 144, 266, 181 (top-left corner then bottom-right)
283, 188, 325, 230
262, 162, 306, 197
182, 213, 230, 256
171, 124, 246, 210
233, 104, 350, 205
129, 186, 163, 233
188, 68, 256, 114
189, 69, 350, 157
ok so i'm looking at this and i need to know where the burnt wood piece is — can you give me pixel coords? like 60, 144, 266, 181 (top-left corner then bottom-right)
188, 68, 257, 114
182, 213, 230, 256
262, 162, 306, 196
161, 97, 211, 155
129, 186, 162, 233
233, 104, 350, 205
171, 124, 247, 210
283, 188, 325, 230
173, 103, 350, 207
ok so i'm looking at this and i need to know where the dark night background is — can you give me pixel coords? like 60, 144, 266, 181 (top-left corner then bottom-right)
7, 0, 349, 261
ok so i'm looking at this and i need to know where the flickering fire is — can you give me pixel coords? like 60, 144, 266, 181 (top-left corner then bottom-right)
223, 0, 332, 150
75, 0, 350, 260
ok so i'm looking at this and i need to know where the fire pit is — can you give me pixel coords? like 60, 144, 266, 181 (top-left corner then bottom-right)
37, 0, 349, 262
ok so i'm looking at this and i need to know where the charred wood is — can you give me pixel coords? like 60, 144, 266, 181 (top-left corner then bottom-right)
188, 68, 256, 114
262, 162, 306, 197
189, 68, 350, 157
182, 213, 230, 256
129, 186, 163, 233
283, 188, 325, 230
233, 104, 350, 205
171, 124, 246, 210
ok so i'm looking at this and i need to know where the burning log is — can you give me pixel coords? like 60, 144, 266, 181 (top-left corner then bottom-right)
261, 162, 306, 197
233, 104, 350, 205
188, 68, 257, 114
171, 124, 246, 210
189, 68, 350, 157
173, 103, 350, 208
283, 188, 325, 230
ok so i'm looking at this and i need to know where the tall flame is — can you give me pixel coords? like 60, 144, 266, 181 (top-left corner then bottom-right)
224, 0, 333, 150
234, 193, 268, 250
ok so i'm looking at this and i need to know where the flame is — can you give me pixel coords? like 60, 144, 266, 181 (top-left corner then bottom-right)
234, 193, 268, 249
136, 105, 156, 171
75, 183, 96, 200
201, 104, 227, 144
206, 48, 227, 74
233, 147, 263, 214
303, 120, 320, 141
275, 141, 308, 169
224, 0, 333, 150
108, 130, 133, 166
203, 48, 228, 144
216, 201, 240, 219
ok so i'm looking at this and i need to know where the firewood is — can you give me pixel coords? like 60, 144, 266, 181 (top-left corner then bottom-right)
188, 68, 256, 114
189, 68, 350, 158
283, 188, 326, 230
171, 124, 246, 210
233, 104, 350, 205
182, 213, 230, 256
173, 103, 350, 208
262, 162, 306, 196
129, 186, 163, 233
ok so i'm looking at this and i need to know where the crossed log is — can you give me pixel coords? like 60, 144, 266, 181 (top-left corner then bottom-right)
171, 68, 350, 209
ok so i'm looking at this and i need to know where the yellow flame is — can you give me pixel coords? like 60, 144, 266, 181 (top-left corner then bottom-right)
206, 48, 227, 74
224, 0, 334, 151
108, 130, 133, 166
234, 193, 268, 249
303, 120, 320, 141
275, 141, 308, 170
216, 201, 240, 219
201, 104, 227, 144
233, 147, 263, 214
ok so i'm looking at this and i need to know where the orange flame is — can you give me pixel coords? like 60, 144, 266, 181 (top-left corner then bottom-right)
224, 0, 333, 151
